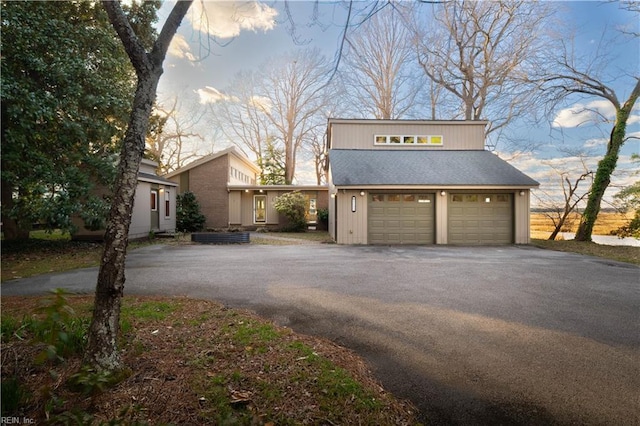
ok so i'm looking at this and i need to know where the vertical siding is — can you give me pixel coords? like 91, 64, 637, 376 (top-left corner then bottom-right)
329, 194, 336, 240
159, 186, 176, 233
266, 191, 280, 224
336, 190, 368, 244
514, 190, 531, 244
179, 172, 189, 193
330, 122, 486, 150
435, 191, 448, 244
130, 182, 152, 239
241, 191, 253, 226
229, 191, 242, 225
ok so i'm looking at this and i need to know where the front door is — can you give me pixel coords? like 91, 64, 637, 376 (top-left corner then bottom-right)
254, 195, 266, 223
150, 189, 159, 230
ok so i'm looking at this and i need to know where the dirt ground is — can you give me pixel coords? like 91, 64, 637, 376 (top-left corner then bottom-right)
1, 295, 419, 425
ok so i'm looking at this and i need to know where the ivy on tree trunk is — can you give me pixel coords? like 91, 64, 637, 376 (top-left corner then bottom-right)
84, 0, 192, 372
575, 80, 640, 242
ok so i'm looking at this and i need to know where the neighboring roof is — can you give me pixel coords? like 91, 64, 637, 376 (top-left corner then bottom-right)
138, 172, 178, 186
164, 146, 260, 178
329, 149, 539, 187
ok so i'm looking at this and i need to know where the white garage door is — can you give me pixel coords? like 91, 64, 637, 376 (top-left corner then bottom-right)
448, 193, 513, 244
368, 193, 435, 244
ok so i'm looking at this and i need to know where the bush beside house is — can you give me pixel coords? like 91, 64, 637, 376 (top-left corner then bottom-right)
273, 191, 307, 232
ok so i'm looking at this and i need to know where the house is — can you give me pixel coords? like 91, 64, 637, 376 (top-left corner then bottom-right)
166, 146, 328, 229
72, 159, 177, 240
326, 119, 539, 245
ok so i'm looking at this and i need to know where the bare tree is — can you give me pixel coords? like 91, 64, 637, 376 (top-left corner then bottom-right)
210, 70, 273, 180
148, 96, 206, 174
411, 0, 551, 147
338, 6, 422, 119
534, 157, 593, 240
257, 48, 332, 184
539, 29, 640, 241
85, 0, 192, 373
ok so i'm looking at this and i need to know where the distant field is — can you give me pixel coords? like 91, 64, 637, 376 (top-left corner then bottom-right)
530, 211, 633, 239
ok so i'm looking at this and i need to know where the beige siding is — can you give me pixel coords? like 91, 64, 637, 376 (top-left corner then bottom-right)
241, 191, 253, 226
130, 182, 152, 239
435, 192, 448, 244
229, 191, 242, 225
229, 154, 258, 185
266, 191, 280, 225
329, 121, 486, 150
514, 189, 531, 244
335, 190, 368, 244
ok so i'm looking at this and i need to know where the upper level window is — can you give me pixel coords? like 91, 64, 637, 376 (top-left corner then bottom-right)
374, 134, 443, 146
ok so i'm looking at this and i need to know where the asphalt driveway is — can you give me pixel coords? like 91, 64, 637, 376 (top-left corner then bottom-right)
2, 244, 639, 425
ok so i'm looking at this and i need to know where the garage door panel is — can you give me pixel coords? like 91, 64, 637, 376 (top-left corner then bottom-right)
448, 193, 513, 244
369, 193, 435, 244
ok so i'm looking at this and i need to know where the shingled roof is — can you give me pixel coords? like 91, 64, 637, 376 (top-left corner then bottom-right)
329, 149, 539, 187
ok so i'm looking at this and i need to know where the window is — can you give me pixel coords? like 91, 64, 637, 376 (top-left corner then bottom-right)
372, 194, 384, 202
388, 195, 400, 202
452, 194, 463, 202
497, 194, 509, 202
465, 195, 478, 202
374, 134, 443, 146
151, 190, 158, 211
164, 190, 170, 218
403, 194, 416, 202
418, 195, 431, 203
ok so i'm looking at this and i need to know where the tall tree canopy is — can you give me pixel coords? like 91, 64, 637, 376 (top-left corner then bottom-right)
411, 0, 551, 147
338, 6, 421, 119
211, 48, 332, 184
0, 1, 138, 239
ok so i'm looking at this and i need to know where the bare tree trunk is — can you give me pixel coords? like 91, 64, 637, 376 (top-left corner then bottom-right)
84, 75, 160, 371
84, 0, 192, 372
575, 81, 640, 241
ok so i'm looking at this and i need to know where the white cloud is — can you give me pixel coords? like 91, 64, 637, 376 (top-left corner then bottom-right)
195, 86, 232, 104
584, 137, 608, 148
168, 34, 196, 61
187, 1, 277, 39
249, 95, 272, 112
552, 100, 616, 128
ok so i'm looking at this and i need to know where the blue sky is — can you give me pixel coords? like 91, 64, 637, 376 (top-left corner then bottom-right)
154, 1, 639, 206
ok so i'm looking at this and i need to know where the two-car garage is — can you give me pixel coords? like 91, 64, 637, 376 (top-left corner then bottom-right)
367, 192, 514, 245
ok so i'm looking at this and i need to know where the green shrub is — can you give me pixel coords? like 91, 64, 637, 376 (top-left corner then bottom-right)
176, 191, 206, 232
273, 191, 307, 232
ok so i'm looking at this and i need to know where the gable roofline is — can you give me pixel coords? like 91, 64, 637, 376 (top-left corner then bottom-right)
164, 146, 260, 178
327, 118, 489, 126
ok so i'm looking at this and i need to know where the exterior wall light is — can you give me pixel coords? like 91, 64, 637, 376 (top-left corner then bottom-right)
519, 190, 525, 196
351, 196, 357, 212
440, 191, 446, 196
360, 191, 365, 196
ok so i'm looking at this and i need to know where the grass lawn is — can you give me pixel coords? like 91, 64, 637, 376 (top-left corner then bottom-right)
530, 239, 640, 265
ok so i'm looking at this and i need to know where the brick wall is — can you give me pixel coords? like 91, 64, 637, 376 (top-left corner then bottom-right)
186, 155, 229, 229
